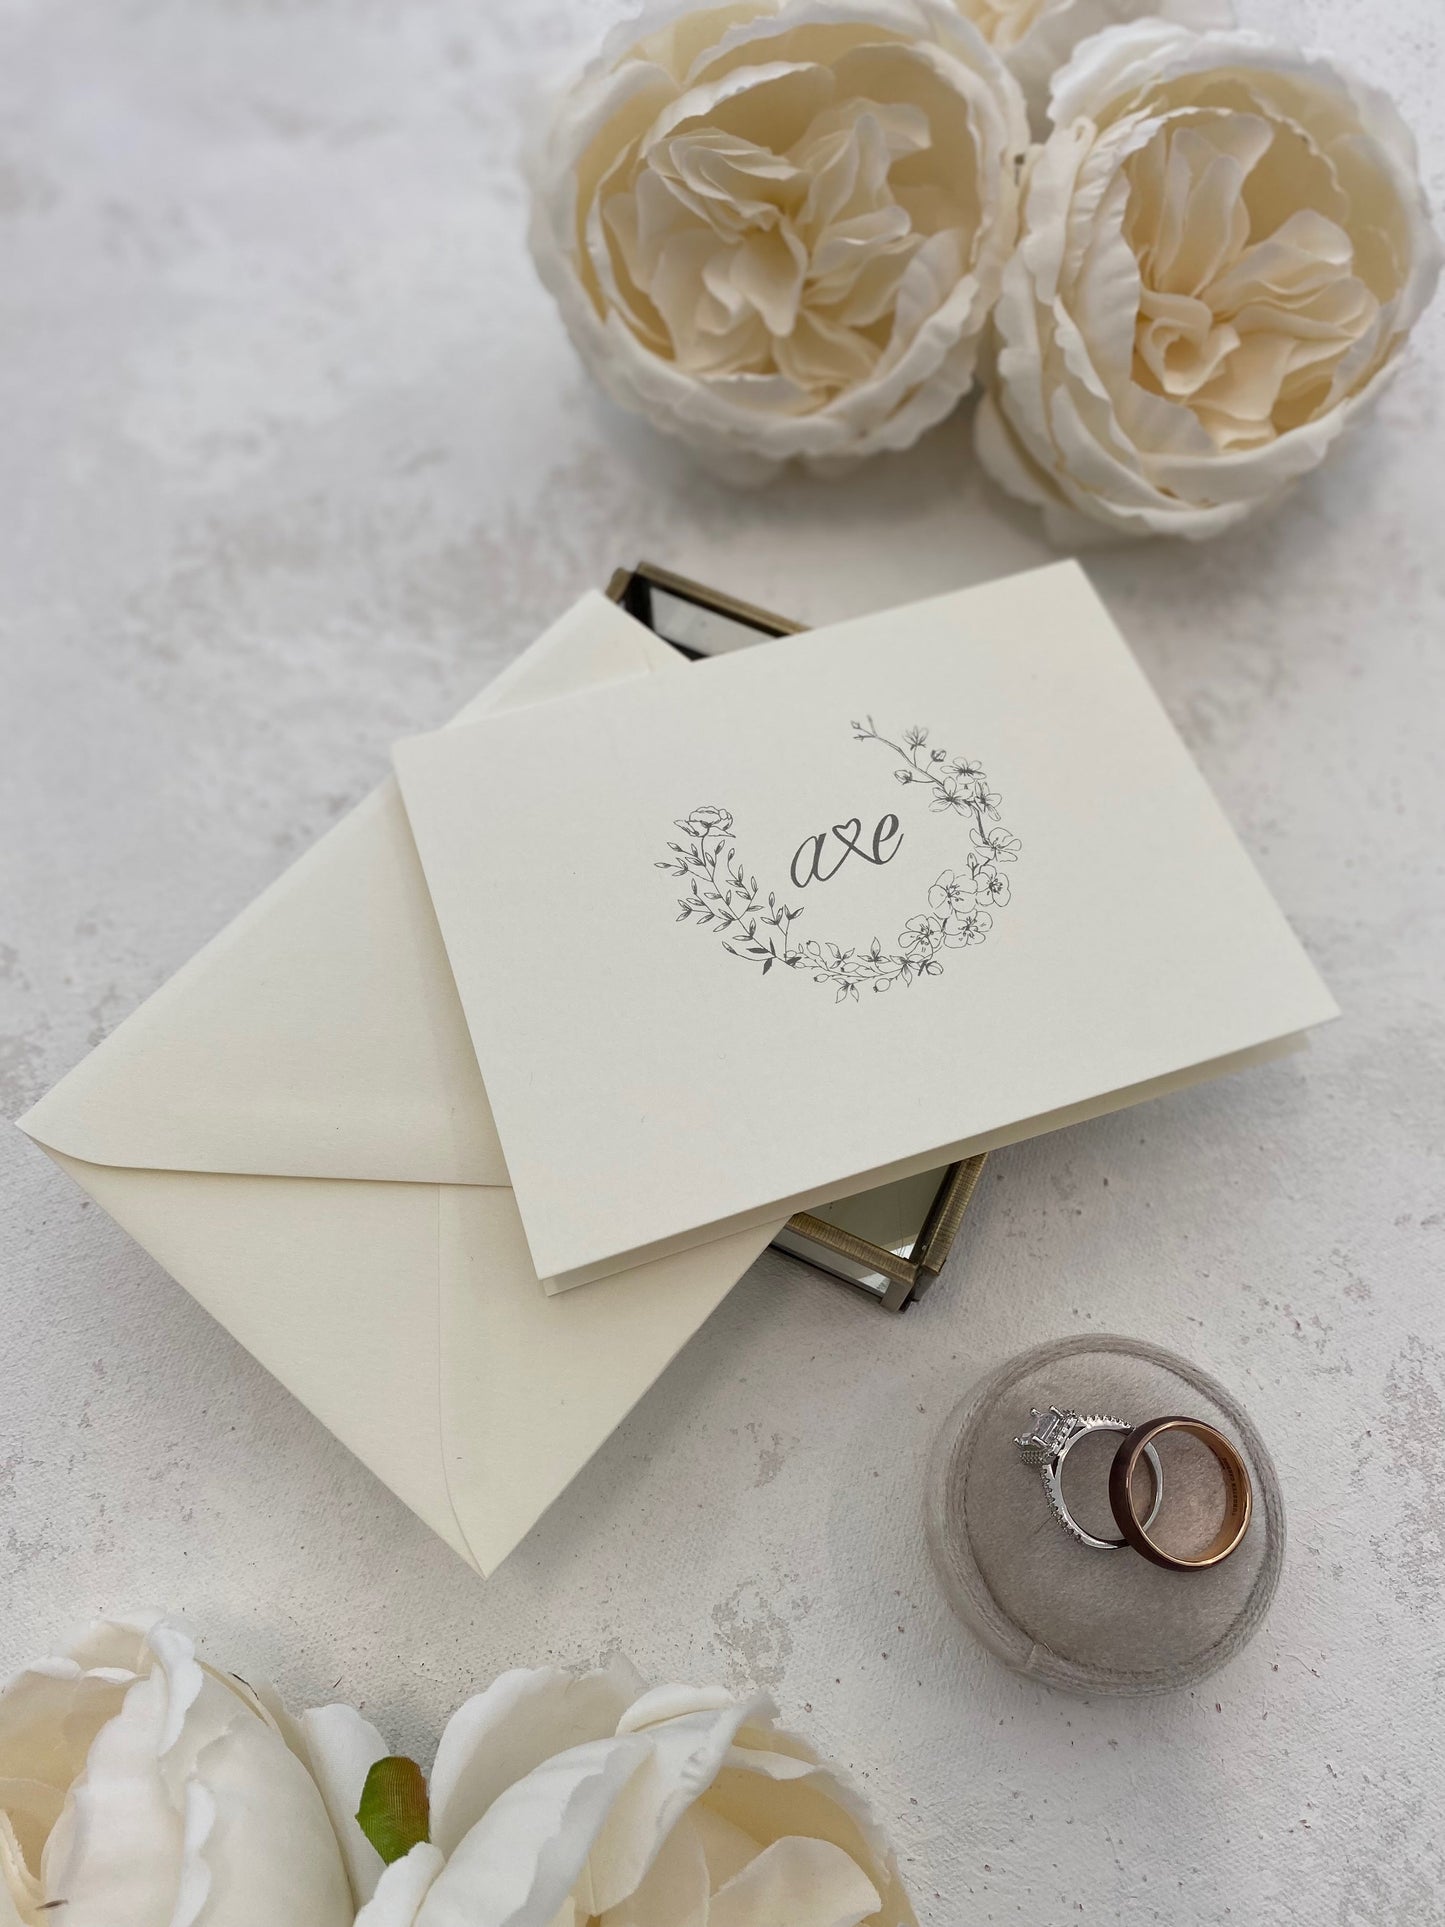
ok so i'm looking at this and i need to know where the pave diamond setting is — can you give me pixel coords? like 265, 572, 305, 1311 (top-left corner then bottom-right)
1013, 1404, 1164, 1552
1014, 1406, 1081, 1469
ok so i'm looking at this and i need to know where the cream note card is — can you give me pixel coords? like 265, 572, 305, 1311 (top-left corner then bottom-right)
394, 563, 1338, 1289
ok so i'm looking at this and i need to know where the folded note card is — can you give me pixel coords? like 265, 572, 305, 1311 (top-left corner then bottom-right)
395, 562, 1338, 1290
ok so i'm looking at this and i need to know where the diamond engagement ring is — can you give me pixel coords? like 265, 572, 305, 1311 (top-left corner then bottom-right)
1015, 1406, 1164, 1552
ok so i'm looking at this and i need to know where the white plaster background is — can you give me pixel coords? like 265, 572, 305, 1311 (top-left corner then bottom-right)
1, 0, 1442, 1919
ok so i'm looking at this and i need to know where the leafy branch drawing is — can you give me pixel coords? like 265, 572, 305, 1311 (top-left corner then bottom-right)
655, 807, 801, 976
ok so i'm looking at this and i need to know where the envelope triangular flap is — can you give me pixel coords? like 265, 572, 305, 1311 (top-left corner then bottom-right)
41, 1147, 779, 1576
41, 1152, 474, 1561
19, 596, 670, 1186
437, 1190, 776, 1572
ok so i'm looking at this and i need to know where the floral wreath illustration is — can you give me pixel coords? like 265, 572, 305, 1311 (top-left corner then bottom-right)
656, 718, 1022, 1002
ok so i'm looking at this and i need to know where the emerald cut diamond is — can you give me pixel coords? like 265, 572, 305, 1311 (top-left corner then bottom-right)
1014, 1405, 1079, 1468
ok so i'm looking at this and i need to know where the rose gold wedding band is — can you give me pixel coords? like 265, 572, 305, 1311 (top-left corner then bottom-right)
1107, 1418, 1252, 1571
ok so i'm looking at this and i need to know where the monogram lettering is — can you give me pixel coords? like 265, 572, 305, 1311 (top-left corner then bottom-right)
790, 812, 904, 889
659, 715, 1018, 1004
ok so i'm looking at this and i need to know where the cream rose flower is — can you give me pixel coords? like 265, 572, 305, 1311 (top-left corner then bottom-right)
954, 0, 1234, 125
346, 1662, 916, 1926
0, 1613, 360, 1926
976, 24, 1443, 540
528, 0, 1027, 475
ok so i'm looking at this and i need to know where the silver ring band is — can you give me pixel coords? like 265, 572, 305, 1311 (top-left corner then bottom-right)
1015, 1406, 1164, 1552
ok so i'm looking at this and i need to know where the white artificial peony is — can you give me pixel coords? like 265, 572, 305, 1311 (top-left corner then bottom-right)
975, 23, 1443, 541
0, 1613, 361, 1927
342, 1662, 916, 1926
953, 0, 1234, 125
528, 0, 1028, 476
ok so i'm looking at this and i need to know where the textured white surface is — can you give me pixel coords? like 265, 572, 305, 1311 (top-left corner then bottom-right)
1, 1, 1442, 1919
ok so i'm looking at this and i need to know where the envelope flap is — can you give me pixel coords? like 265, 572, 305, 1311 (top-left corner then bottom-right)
437, 1189, 780, 1573
19, 595, 674, 1184
34, 1151, 779, 1581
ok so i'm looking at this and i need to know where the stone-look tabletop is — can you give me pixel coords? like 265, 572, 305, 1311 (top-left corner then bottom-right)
2, 2, 1442, 1919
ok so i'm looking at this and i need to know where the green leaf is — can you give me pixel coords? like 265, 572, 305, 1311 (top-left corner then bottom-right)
356, 1756, 430, 1865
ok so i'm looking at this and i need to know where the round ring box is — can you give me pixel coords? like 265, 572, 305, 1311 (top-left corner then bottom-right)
925, 1334, 1285, 1696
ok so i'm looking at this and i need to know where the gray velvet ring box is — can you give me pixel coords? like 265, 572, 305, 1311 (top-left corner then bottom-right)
925, 1334, 1285, 1696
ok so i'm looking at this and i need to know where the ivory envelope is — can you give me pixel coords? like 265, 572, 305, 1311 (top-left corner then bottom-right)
17, 595, 778, 1576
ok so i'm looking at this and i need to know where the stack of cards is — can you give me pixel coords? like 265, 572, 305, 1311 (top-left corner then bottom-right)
395, 560, 1336, 1295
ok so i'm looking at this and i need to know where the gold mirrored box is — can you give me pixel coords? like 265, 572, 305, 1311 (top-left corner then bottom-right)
606, 560, 988, 1312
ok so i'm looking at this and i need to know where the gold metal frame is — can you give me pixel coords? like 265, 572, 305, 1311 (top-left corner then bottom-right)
782, 1152, 988, 1312
605, 559, 989, 1311
607, 561, 804, 643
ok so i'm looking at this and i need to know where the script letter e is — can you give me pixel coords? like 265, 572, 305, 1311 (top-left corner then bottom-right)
872, 814, 903, 866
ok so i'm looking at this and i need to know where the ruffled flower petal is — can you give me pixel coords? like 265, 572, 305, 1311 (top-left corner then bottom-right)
168, 1714, 353, 1927
956, 0, 1235, 128
707, 1835, 880, 1927
299, 1704, 392, 1906
428, 1666, 643, 1858
417, 1737, 652, 1927
584, 1695, 772, 1912
978, 22, 1442, 539
528, 0, 1028, 474
0, 1618, 355, 1927
355, 1844, 447, 1927
349, 1666, 919, 1927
